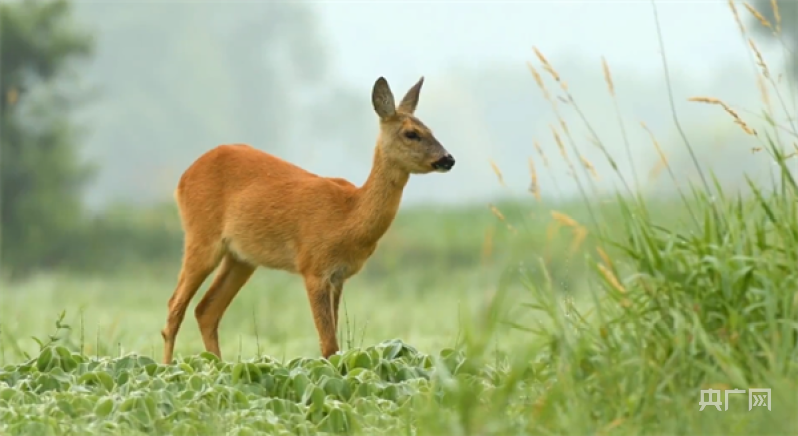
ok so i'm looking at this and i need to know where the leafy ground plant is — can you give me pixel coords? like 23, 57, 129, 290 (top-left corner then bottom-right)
0, 338, 507, 435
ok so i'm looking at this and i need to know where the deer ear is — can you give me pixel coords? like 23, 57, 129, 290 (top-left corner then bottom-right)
372, 77, 396, 119
397, 76, 424, 114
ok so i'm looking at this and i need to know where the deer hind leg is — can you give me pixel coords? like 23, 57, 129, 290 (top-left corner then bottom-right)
161, 238, 223, 364
194, 253, 256, 360
332, 280, 345, 333
303, 274, 344, 359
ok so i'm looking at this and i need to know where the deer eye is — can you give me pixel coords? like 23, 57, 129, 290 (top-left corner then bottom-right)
404, 131, 420, 140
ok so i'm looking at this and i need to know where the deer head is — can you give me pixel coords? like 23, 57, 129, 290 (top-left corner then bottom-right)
371, 76, 455, 174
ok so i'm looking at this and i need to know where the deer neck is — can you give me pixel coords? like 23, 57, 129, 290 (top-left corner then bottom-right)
353, 144, 410, 244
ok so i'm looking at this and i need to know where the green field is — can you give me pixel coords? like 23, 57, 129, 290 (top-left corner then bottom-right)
2, 186, 797, 435
3, 12, 798, 434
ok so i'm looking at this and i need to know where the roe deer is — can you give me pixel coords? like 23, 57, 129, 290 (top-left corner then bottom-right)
161, 76, 455, 364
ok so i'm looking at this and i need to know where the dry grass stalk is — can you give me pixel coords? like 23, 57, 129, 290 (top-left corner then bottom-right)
640, 122, 670, 177
559, 119, 570, 135
597, 263, 626, 294
687, 96, 757, 136
489, 203, 506, 222
532, 46, 561, 83
743, 2, 773, 30
770, 0, 781, 33
527, 157, 541, 201
533, 47, 569, 92
728, 0, 747, 35
548, 211, 587, 255
580, 154, 600, 181
747, 38, 771, 78
481, 227, 494, 266
526, 62, 552, 102
551, 210, 579, 228
601, 57, 615, 96
757, 74, 771, 108
489, 159, 506, 187
649, 157, 668, 181
570, 226, 587, 255
533, 140, 550, 168
596, 246, 613, 271
551, 125, 569, 161
488, 203, 518, 235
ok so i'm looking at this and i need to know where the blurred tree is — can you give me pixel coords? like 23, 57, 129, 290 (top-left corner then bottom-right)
74, 2, 371, 207
752, 0, 797, 79
0, 0, 95, 279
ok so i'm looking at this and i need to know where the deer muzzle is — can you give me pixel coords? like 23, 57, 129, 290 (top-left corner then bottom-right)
431, 154, 455, 172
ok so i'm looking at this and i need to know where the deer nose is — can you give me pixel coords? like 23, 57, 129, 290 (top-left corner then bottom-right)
432, 154, 455, 171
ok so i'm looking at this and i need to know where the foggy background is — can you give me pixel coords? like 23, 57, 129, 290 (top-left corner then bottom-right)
72, 1, 790, 209
2, 0, 795, 280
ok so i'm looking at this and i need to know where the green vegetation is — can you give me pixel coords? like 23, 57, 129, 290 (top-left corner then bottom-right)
0, 0, 95, 279
2, 0, 798, 435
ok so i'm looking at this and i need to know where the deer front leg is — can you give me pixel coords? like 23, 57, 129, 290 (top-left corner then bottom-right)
303, 274, 340, 359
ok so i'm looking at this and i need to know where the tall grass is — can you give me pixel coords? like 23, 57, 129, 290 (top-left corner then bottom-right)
423, 1, 798, 433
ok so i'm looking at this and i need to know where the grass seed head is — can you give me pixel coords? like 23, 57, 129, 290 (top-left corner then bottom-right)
551, 126, 568, 161
526, 62, 549, 95
533, 140, 550, 168
580, 154, 600, 181
640, 122, 669, 165
488, 203, 518, 234
489, 203, 506, 222
728, 0, 747, 35
747, 38, 771, 78
597, 263, 626, 294
601, 57, 615, 96
596, 246, 613, 270
489, 159, 506, 187
527, 157, 541, 201
687, 96, 757, 136
756, 74, 771, 108
770, 0, 781, 33
559, 119, 570, 135
550, 211, 579, 228
743, 2, 773, 30
533, 46, 561, 83
649, 157, 668, 181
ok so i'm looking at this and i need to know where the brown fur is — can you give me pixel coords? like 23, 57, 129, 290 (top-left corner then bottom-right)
160, 76, 453, 363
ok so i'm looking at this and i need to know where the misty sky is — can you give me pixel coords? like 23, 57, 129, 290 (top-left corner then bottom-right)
317, 1, 756, 88
306, 1, 785, 203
